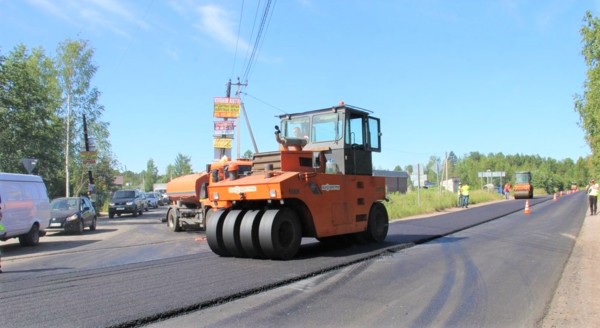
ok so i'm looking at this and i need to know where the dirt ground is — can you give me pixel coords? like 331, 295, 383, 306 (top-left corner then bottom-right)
540, 209, 600, 327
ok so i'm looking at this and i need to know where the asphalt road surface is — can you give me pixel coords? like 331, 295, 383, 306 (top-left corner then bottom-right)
0, 192, 586, 328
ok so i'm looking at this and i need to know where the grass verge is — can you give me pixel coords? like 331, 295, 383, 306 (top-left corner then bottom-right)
385, 189, 505, 220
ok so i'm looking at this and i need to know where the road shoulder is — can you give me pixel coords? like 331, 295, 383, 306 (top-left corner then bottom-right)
541, 211, 600, 327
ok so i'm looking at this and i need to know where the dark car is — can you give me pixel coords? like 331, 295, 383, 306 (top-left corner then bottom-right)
109, 189, 145, 218
49, 197, 97, 234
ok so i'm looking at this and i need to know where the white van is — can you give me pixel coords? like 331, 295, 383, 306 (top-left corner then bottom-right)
0, 173, 50, 246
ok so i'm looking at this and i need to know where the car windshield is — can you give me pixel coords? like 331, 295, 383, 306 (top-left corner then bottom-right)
147, 193, 156, 198
51, 198, 78, 210
114, 190, 135, 198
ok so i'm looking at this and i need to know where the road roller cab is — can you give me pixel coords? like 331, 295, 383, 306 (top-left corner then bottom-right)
206, 103, 389, 260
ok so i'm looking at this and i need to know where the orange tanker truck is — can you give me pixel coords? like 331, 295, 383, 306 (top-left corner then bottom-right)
164, 158, 252, 232
206, 103, 389, 260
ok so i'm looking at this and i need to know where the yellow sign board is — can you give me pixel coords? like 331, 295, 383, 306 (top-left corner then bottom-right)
213, 137, 232, 149
81, 151, 97, 160
214, 97, 241, 118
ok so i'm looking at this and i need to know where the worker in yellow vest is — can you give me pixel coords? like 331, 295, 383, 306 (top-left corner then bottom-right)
461, 183, 470, 208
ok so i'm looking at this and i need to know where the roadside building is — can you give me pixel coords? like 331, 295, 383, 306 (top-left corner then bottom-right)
441, 178, 460, 193
373, 170, 409, 193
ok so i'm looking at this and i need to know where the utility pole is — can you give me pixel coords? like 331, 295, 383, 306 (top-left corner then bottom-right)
83, 115, 95, 203
226, 78, 258, 158
65, 93, 71, 197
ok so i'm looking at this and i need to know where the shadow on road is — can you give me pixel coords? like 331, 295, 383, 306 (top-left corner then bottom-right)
1, 239, 101, 257
46, 228, 118, 236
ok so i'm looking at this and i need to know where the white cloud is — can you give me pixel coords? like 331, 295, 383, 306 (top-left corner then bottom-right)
88, 0, 149, 30
195, 4, 250, 53
25, 0, 149, 37
26, 0, 71, 22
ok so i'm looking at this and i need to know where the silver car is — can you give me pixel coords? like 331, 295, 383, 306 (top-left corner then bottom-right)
145, 192, 159, 209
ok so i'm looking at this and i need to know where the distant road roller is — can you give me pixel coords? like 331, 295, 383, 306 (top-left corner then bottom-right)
206, 103, 389, 260
513, 171, 534, 199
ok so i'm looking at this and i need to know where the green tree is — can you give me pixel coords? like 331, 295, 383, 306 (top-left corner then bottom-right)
575, 11, 600, 176
0, 44, 64, 195
173, 153, 193, 177
243, 149, 254, 159
55, 39, 108, 197
144, 159, 158, 191
162, 164, 176, 182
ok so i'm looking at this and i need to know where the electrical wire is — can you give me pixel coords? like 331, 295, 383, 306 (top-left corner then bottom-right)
230, 0, 245, 79
240, 91, 288, 114
240, 0, 276, 83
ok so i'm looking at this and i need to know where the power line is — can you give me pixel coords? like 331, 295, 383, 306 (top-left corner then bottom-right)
241, 0, 276, 83
240, 1, 261, 82
241, 91, 288, 114
230, 0, 245, 79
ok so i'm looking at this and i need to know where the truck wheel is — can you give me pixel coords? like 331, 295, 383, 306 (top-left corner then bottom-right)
364, 202, 389, 243
239, 210, 264, 258
167, 210, 181, 232
222, 210, 246, 257
132, 208, 138, 217
206, 209, 231, 256
258, 208, 301, 260
19, 224, 40, 246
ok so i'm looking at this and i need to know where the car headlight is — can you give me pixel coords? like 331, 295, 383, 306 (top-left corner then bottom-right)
126, 201, 133, 205
109, 202, 115, 206
67, 214, 78, 221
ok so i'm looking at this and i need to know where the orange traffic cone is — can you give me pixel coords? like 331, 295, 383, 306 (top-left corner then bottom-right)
524, 200, 531, 214
553, 193, 557, 202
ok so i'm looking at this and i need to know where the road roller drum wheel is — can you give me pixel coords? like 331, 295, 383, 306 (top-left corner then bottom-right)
206, 209, 230, 257
221, 210, 246, 257
258, 208, 302, 260
239, 210, 264, 258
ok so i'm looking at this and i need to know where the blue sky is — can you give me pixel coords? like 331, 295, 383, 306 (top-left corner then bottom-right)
1, 0, 597, 174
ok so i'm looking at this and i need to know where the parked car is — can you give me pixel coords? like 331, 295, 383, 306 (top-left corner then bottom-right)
140, 192, 149, 212
0, 173, 51, 246
145, 192, 159, 209
48, 196, 97, 234
160, 193, 170, 206
109, 189, 145, 218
